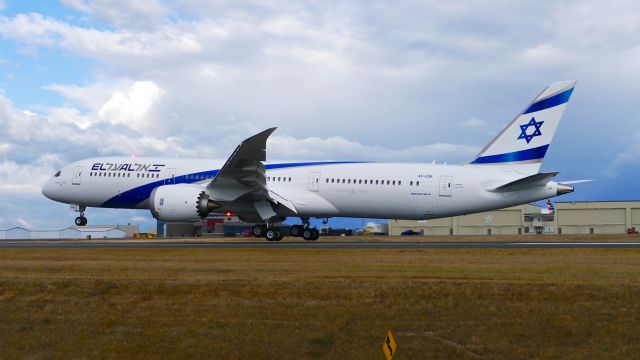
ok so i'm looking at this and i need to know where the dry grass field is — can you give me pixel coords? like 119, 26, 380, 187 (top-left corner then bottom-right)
0, 247, 639, 359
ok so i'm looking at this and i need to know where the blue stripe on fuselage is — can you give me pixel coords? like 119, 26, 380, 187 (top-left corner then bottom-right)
100, 161, 365, 208
471, 145, 549, 164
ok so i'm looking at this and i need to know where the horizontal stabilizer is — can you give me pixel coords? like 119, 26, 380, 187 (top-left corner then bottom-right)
490, 172, 558, 192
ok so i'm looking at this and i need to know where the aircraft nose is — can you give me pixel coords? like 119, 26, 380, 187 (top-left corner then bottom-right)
42, 178, 56, 200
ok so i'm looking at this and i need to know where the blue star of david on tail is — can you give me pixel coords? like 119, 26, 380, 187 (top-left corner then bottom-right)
517, 117, 544, 144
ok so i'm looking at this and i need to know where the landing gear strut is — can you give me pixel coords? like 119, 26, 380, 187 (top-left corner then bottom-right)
73, 205, 87, 226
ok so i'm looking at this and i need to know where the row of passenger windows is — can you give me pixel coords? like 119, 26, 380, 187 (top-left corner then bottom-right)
325, 178, 420, 186
89, 172, 160, 178
268, 176, 292, 182
88, 171, 423, 186
267, 175, 421, 187
185, 174, 212, 180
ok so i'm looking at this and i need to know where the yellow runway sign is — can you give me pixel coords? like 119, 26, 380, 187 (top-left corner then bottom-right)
383, 329, 397, 360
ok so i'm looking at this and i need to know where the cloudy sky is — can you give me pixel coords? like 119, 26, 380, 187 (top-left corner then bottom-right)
1, 1, 639, 230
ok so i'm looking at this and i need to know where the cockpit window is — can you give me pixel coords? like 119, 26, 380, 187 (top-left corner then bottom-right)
54, 171, 61, 177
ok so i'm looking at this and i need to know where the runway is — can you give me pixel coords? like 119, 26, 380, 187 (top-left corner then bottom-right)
1, 240, 640, 249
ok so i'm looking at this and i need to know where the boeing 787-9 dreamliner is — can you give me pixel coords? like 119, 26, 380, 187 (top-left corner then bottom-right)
43, 81, 581, 241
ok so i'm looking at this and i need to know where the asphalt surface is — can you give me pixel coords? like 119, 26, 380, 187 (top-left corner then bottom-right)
1, 240, 640, 249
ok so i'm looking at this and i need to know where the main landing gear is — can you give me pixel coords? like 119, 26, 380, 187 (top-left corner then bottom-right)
289, 218, 320, 241
252, 223, 284, 241
251, 218, 320, 241
73, 205, 88, 226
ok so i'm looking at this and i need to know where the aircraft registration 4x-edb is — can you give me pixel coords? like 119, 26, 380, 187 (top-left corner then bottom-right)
43, 81, 584, 241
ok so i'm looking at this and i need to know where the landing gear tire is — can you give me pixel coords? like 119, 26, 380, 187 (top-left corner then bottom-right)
290, 225, 304, 237
265, 228, 282, 241
302, 228, 319, 241
75, 216, 87, 226
252, 224, 266, 237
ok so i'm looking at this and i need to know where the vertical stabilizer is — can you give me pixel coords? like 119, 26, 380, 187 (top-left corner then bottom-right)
470, 81, 576, 174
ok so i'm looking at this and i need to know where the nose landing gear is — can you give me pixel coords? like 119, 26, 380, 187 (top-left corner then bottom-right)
75, 216, 88, 226
72, 204, 88, 226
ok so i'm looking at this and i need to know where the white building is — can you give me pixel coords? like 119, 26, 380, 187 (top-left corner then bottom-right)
0, 226, 127, 240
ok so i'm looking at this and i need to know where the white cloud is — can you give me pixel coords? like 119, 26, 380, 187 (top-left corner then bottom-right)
98, 81, 163, 131
61, 0, 167, 29
0, 141, 12, 154
608, 132, 640, 176
268, 135, 478, 163
460, 118, 487, 129
0, 13, 202, 60
0, 1, 639, 228
16, 218, 33, 229
0, 155, 63, 196
519, 43, 574, 68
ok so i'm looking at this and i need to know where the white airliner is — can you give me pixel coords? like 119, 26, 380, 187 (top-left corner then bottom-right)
43, 81, 580, 241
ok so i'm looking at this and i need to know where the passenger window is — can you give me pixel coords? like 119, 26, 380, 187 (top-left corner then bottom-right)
326, 178, 329, 183
417, 181, 420, 186
398, 181, 401, 185
289, 177, 292, 182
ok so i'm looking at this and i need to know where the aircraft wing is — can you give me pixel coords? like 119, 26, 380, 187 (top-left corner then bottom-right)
206, 127, 297, 219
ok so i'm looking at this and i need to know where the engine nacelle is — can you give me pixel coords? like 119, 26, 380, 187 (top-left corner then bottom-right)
149, 185, 221, 222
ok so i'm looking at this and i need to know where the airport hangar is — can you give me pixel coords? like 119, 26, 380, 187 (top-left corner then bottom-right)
389, 200, 640, 236
159, 200, 640, 237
